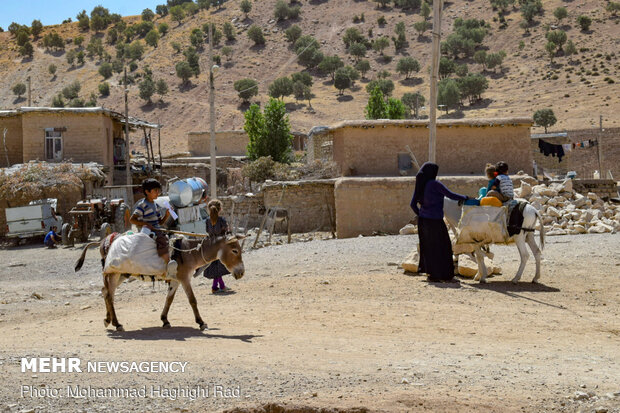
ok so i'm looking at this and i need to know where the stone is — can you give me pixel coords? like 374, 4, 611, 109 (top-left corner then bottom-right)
518, 181, 532, 198
573, 194, 587, 208
587, 225, 607, 234
574, 391, 590, 400
547, 206, 561, 218
401, 250, 419, 273
573, 224, 587, 234
399, 224, 417, 235
457, 255, 495, 278
587, 192, 598, 200
546, 229, 567, 236
595, 408, 608, 413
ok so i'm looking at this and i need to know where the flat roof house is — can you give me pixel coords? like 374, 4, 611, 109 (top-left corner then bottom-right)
0, 107, 158, 184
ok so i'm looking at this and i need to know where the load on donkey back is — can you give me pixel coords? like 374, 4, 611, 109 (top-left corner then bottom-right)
74, 179, 245, 331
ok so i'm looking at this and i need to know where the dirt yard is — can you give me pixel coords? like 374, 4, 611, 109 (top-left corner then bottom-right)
0, 233, 619, 412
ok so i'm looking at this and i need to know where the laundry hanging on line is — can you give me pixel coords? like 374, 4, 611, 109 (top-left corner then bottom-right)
571, 139, 598, 149
538, 139, 565, 162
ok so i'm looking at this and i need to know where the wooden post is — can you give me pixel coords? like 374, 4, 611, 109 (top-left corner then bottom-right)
124, 68, 132, 205
158, 119, 163, 181
428, 0, 443, 164
27, 76, 31, 106
597, 114, 603, 177
143, 127, 151, 170
148, 130, 156, 176
209, 23, 217, 199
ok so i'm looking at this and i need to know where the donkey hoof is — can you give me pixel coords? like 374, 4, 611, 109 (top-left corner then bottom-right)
199, 323, 208, 331
162, 322, 171, 329
479, 279, 487, 284
104, 319, 110, 327
116, 325, 125, 332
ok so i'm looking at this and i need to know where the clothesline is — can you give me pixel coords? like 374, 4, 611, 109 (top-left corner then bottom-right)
538, 138, 598, 163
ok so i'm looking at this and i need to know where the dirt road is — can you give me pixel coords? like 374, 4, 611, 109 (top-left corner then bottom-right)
0, 234, 619, 412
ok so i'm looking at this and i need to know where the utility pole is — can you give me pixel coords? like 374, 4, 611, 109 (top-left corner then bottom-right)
597, 114, 603, 178
124, 68, 132, 204
428, 0, 443, 164
27, 76, 32, 106
209, 23, 217, 199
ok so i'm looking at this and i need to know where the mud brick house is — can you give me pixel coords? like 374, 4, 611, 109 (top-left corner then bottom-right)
0, 107, 157, 184
307, 118, 534, 176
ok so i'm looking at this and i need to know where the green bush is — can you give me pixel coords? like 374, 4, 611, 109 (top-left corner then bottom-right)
98, 82, 110, 96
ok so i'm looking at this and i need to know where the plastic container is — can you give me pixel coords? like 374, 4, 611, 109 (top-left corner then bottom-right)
168, 178, 208, 207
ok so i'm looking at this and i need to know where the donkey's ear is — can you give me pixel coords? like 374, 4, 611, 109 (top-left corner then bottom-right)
226, 235, 245, 244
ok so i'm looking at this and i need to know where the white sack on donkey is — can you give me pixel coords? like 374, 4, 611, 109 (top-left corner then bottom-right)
103, 233, 166, 276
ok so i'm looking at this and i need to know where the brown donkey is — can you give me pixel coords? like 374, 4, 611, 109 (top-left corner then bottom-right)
75, 234, 245, 331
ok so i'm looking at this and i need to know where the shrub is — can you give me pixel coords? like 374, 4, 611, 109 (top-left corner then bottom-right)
142, 8, 155, 21
343, 27, 364, 48
234, 78, 259, 102
156, 5, 168, 16
48, 64, 57, 77
365, 86, 387, 119
31, 19, 43, 38
554, 7, 568, 22
223, 22, 236, 41
355, 59, 371, 78
158, 23, 169, 36
240, 0, 252, 17
365, 78, 394, 96
402, 92, 425, 117
396, 57, 421, 79
98, 62, 113, 79
176, 61, 192, 84
577, 15, 592, 31
334, 68, 352, 95
139, 77, 155, 102
247, 25, 265, 45
156, 79, 168, 100
98, 82, 110, 96
62, 81, 81, 100
349, 42, 367, 61
285, 25, 302, 43
12, 83, 26, 98
145, 30, 159, 47
318, 55, 344, 81
269, 77, 294, 99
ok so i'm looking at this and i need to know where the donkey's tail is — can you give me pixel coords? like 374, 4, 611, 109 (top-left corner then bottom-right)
534, 208, 545, 251
74, 242, 101, 272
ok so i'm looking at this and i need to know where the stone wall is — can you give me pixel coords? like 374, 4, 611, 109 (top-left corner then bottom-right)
263, 180, 336, 233
310, 119, 533, 176
333, 175, 537, 238
219, 193, 265, 231
0, 114, 23, 167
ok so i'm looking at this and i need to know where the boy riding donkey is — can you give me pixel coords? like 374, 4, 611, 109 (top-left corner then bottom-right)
129, 178, 178, 280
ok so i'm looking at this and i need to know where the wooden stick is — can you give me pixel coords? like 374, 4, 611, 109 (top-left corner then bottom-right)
405, 145, 421, 171
163, 229, 209, 237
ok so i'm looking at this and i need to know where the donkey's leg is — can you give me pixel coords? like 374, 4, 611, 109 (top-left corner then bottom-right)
102, 275, 112, 327
511, 233, 529, 284
106, 273, 125, 331
160, 280, 180, 329
526, 232, 542, 283
179, 274, 207, 330
473, 247, 488, 283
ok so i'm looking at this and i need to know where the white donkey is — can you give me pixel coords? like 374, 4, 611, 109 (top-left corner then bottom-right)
444, 199, 545, 283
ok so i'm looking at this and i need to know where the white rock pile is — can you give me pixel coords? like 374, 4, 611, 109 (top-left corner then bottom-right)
514, 179, 620, 235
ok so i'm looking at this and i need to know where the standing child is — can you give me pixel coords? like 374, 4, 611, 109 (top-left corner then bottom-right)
487, 161, 514, 203
203, 199, 231, 293
129, 178, 177, 279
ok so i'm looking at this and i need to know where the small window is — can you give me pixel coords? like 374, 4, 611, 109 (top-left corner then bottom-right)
45, 129, 63, 161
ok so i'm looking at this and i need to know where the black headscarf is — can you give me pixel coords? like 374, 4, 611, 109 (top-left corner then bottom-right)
412, 162, 439, 209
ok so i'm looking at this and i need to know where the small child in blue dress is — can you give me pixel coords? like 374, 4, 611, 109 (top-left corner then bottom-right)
203, 199, 232, 293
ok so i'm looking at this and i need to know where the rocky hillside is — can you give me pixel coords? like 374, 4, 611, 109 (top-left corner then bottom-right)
0, 0, 618, 155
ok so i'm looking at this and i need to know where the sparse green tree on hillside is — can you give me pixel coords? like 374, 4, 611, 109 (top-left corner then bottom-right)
156, 79, 169, 101
248, 25, 265, 45
533, 109, 557, 133
319, 55, 344, 81
245, 99, 293, 163
554, 7, 568, 23
355, 59, 371, 78
142, 8, 155, 21
577, 15, 592, 31
240, 0, 252, 18
31, 20, 43, 38
396, 57, 420, 79
269, 77, 294, 100
285, 25, 302, 43
234, 78, 259, 103
334, 68, 352, 95
176, 61, 193, 85
12, 83, 26, 98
